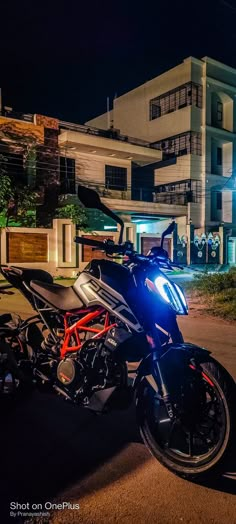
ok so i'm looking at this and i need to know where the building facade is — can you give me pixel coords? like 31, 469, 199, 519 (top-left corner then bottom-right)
87, 56, 236, 264
1, 109, 187, 269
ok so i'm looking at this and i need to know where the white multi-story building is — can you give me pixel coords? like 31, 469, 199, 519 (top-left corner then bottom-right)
58, 122, 188, 263
87, 56, 236, 264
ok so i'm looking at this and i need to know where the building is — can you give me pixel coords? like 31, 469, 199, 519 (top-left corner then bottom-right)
58, 120, 187, 264
87, 56, 236, 264
0, 111, 60, 227
1, 108, 187, 270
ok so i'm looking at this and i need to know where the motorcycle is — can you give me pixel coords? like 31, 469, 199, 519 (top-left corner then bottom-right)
0, 285, 30, 399
0, 185, 235, 480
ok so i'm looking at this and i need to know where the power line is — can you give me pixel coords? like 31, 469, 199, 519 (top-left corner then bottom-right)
1, 158, 236, 197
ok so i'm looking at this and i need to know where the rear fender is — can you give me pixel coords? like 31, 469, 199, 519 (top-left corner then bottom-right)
134, 343, 211, 393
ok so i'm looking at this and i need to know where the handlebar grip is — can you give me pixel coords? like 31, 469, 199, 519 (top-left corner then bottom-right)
74, 236, 105, 248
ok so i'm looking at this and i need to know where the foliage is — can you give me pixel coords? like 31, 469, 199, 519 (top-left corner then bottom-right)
186, 268, 236, 320
54, 204, 88, 228
0, 155, 12, 214
187, 268, 236, 295
0, 154, 37, 227
211, 289, 236, 320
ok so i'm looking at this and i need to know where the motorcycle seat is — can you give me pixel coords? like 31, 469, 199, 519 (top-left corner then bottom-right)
30, 280, 84, 311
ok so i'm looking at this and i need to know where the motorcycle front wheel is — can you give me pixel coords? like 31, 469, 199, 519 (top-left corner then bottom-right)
136, 358, 236, 480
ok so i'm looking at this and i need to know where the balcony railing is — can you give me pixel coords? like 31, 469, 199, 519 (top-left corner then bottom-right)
154, 179, 201, 205
60, 179, 190, 206
154, 193, 189, 205
59, 120, 160, 150
0, 110, 34, 123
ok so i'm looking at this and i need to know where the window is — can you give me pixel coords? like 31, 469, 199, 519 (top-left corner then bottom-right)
217, 101, 223, 122
150, 103, 161, 119
154, 179, 201, 205
217, 147, 222, 166
216, 192, 222, 210
152, 131, 202, 158
105, 165, 127, 191
59, 157, 76, 194
0, 152, 26, 185
149, 82, 202, 120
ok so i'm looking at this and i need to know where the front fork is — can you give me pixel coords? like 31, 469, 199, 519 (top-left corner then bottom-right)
142, 322, 180, 419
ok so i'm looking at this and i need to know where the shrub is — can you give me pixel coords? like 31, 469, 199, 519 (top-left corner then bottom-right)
212, 289, 236, 320
187, 269, 236, 295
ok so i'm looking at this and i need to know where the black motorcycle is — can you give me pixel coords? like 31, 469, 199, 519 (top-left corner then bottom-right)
0, 185, 235, 480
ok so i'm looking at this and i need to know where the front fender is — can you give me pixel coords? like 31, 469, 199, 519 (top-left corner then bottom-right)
134, 342, 212, 392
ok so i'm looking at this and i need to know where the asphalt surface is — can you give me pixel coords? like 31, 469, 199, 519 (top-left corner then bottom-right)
0, 288, 236, 524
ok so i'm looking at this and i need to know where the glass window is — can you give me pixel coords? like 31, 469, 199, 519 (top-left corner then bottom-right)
0, 152, 26, 186
216, 191, 222, 210
217, 147, 222, 166
149, 82, 202, 120
154, 179, 201, 204
152, 131, 201, 157
105, 165, 127, 191
178, 87, 187, 108
59, 157, 76, 194
217, 101, 223, 122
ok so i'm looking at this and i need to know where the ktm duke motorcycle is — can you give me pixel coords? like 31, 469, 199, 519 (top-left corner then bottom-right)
0, 185, 235, 480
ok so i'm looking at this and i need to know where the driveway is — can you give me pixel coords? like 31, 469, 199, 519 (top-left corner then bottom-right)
0, 287, 235, 524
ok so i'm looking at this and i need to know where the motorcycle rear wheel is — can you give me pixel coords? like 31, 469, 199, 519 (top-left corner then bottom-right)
136, 358, 236, 480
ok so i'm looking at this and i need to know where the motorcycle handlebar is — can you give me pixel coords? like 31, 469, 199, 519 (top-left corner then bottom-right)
74, 236, 183, 270
74, 236, 123, 254
74, 236, 106, 249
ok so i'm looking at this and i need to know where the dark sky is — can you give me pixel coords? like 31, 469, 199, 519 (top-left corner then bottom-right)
1, 0, 236, 124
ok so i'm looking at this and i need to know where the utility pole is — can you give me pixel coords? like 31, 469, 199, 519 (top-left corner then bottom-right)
107, 97, 110, 129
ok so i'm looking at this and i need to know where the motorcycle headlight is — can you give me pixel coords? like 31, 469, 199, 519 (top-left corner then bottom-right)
154, 275, 188, 314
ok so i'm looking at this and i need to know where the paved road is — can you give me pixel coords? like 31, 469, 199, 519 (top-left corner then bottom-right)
0, 290, 235, 523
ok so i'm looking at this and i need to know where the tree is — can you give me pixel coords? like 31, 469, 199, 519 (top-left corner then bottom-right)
0, 154, 37, 227
54, 203, 88, 228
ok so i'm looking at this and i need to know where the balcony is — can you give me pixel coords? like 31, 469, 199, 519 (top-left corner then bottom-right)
60, 120, 160, 149
74, 180, 187, 217
59, 125, 162, 166
154, 179, 201, 205
101, 195, 187, 217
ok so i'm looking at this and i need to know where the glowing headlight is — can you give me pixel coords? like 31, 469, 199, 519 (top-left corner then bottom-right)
154, 275, 188, 314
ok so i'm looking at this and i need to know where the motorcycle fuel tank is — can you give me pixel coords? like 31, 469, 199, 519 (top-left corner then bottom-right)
73, 260, 143, 333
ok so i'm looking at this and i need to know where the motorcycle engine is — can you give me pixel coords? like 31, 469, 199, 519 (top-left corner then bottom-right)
56, 339, 125, 404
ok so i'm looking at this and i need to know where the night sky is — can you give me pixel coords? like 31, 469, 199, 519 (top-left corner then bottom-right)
1, 0, 236, 124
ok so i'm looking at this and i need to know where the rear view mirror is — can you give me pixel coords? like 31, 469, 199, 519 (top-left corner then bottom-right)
77, 185, 102, 210
77, 185, 124, 244
162, 221, 175, 237
161, 221, 175, 248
